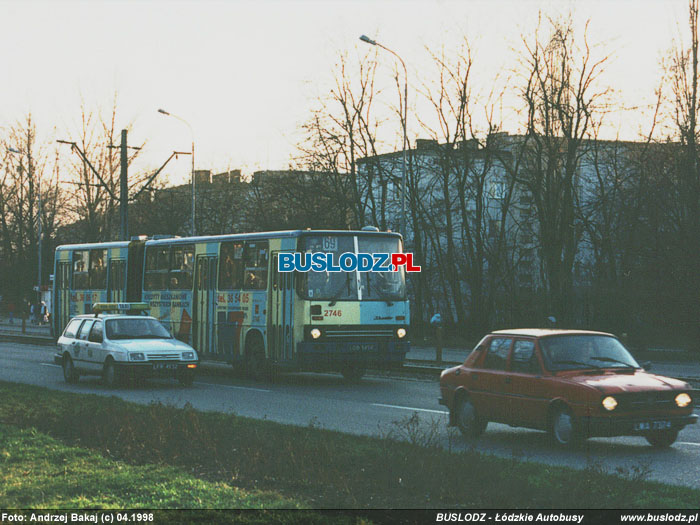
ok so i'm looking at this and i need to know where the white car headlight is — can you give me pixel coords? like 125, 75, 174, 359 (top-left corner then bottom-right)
129, 352, 145, 361
310, 328, 322, 339
182, 351, 195, 360
602, 396, 618, 411
676, 393, 692, 408
397, 328, 407, 339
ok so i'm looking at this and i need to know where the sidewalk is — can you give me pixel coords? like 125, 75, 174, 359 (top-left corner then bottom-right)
408, 345, 700, 381
0, 318, 52, 336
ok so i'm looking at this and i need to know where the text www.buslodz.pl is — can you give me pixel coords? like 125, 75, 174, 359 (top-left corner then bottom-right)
278, 252, 421, 272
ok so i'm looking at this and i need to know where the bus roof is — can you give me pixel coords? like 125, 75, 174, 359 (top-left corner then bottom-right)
144, 229, 402, 246
54, 230, 402, 252
55, 241, 130, 252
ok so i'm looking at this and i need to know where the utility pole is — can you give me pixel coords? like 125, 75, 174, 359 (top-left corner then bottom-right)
58, 135, 188, 242
120, 129, 129, 240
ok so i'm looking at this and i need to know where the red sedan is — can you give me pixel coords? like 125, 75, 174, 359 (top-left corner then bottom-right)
439, 329, 698, 447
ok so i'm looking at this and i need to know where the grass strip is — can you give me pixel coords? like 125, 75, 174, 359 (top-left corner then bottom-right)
0, 424, 313, 513
0, 380, 698, 508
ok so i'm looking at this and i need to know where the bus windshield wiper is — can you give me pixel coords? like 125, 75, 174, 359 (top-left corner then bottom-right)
328, 273, 351, 306
373, 280, 394, 306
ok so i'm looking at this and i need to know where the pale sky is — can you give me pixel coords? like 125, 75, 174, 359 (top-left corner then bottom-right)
0, 0, 690, 185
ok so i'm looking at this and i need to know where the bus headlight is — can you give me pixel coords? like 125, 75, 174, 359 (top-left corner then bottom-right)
182, 351, 195, 360
602, 396, 618, 411
676, 393, 692, 408
310, 328, 322, 340
129, 352, 145, 361
396, 328, 407, 339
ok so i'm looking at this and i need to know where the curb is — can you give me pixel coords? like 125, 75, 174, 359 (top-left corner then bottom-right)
0, 332, 55, 346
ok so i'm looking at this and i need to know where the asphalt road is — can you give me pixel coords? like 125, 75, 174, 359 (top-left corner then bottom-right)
2, 340, 700, 489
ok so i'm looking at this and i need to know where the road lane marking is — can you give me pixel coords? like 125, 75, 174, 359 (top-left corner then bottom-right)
372, 403, 448, 415
677, 441, 700, 447
40, 363, 60, 368
197, 381, 271, 393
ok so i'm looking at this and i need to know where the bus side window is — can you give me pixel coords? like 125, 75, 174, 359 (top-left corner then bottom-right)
144, 247, 170, 290
170, 245, 194, 290
243, 241, 268, 290
73, 251, 89, 290
89, 249, 107, 289
218, 242, 243, 290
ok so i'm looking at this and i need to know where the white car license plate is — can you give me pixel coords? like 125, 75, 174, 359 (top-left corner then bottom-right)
634, 420, 671, 431
153, 363, 177, 371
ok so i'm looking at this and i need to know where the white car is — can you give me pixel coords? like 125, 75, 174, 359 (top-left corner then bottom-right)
55, 304, 198, 387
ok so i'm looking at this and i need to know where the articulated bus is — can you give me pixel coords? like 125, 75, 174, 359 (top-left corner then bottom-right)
53, 229, 409, 379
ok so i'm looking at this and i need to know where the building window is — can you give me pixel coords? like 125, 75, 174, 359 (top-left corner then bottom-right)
489, 181, 506, 200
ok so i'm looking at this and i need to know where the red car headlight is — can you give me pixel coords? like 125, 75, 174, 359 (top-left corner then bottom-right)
676, 393, 692, 408
602, 396, 618, 411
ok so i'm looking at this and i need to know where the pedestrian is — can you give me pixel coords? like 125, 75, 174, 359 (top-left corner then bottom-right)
40, 301, 48, 325
30, 302, 36, 324
430, 312, 444, 362
430, 312, 442, 331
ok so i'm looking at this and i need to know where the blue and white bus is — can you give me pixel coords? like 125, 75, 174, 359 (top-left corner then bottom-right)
53, 229, 410, 380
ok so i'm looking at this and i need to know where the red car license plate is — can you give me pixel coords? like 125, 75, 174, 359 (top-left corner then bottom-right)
153, 363, 177, 371
634, 420, 671, 431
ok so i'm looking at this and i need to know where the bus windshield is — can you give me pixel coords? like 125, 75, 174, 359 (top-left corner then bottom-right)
297, 234, 406, 302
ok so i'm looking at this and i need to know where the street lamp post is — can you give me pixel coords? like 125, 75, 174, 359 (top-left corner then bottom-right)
158, 109, 196, 236
360, 34, 408, 240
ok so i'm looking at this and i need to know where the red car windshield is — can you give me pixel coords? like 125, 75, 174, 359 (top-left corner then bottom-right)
539, 335, 639, 371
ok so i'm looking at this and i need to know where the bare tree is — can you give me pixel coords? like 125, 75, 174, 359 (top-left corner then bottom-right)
513, 15, 610, 323
296, 51, 394, 229
0, 115, 62, 300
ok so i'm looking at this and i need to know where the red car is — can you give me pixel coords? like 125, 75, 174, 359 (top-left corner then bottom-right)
439, 329, 698, 447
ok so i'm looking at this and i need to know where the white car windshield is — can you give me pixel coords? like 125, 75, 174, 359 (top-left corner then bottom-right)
105, 318, 171, 340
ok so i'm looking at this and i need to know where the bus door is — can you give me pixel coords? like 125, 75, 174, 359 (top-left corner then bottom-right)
269, 252, 294, 362
108, 259, 126, 302
55, 261, 72, 333
193, 256, 217, 355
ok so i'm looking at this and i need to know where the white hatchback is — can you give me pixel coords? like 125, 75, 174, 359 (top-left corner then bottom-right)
56, 310, 199, 387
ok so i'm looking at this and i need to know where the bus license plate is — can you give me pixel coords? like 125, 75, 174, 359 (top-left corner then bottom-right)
153, 363, 177, 371
634, 420, 671, 431
349, 343, 374, 353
